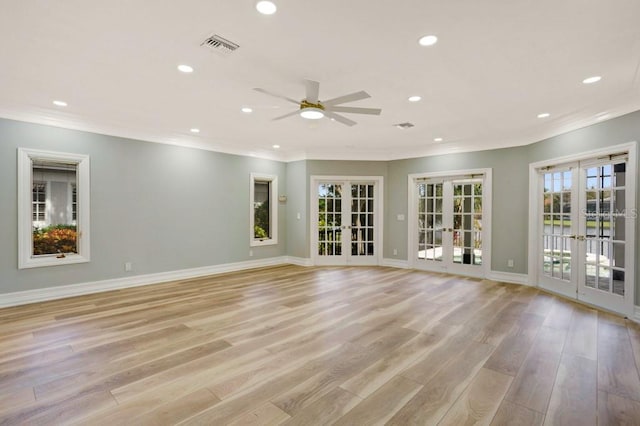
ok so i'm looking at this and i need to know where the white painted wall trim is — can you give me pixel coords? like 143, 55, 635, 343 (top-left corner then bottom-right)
1, 256, 294, 308
381, 258, 410, 269
634, 306, 640, 323
486, 271, 531, 286
284, 256, 313, 267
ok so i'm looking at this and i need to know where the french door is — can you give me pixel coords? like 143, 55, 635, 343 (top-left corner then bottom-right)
536, 152, 635, 314
410, 171, 491, 278
312, 177, 382, 265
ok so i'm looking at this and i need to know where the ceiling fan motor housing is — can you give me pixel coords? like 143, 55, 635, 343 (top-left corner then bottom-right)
300, 99, 324, 111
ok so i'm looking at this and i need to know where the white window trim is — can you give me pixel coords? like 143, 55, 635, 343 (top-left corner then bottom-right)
250, 173, 278, 247
18, 148, 91, 269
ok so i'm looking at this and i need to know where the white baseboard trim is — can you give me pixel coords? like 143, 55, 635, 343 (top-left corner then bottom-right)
1, 256, 293, 308
486, 270, 531, 286
284, 256, 313, 267
381, 258, 410, 269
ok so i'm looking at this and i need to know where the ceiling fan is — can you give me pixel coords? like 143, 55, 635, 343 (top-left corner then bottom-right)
254, 79, 382, 126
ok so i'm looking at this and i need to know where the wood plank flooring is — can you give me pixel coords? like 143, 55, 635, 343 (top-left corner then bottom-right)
1, 265, 640, 425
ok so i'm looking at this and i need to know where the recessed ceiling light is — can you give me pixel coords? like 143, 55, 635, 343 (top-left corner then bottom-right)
408, 96, 422, 102
177, 64, 194, 73
256, 1, 277, 15
272, 144, 280, 149
52, 100, 67, 107
300, 108, 324, 120
190, 128, 200, 133
418, 35, 438, 46
537, 113, 550, 118
582, 76, 601, 84
434, 137, 443, 142
241, 107, 253, 113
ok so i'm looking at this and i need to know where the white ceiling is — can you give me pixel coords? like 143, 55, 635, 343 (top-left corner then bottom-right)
1, 0, 640, 161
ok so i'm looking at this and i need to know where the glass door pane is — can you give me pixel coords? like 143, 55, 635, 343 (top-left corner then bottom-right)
541, 170, 573, 282
583, 162, 626, 296
350, 184, 374, 256
317, 183, 343, 257
417, 182, 443, 262
452, 181, 482, 266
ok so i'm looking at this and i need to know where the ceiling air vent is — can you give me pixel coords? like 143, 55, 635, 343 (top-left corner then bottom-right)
200, 34, 240, 55
394, 122, 415, 129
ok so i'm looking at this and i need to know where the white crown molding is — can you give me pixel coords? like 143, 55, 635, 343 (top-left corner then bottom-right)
1, 256, 291, 308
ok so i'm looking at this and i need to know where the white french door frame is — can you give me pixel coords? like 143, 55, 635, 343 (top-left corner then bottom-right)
407, 168, 493, 279
528, 142, 637, 317
310, 175, 384, 266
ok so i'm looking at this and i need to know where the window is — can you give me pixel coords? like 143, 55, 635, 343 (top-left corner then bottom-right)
250, 173, 278, 246
18, 148, 90, 268
71, 183, 77, 222
32, 181, 46, 223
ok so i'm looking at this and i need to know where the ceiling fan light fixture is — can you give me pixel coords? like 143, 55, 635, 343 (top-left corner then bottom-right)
300, 107, 324, 120
256, 1, 277, 15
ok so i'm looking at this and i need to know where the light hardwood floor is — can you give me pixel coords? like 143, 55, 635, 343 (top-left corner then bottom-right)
1, 265, 640, 425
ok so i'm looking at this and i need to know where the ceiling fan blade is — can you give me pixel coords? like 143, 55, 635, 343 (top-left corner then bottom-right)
254, 88, 300, 105
305, 79, 320, 103
324, 111, 357, 126
322, 90, 370, 106
272, 110, 301, 121
326, 106, 382, 115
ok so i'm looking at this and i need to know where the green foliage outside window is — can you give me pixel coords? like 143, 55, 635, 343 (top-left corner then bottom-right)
33, 225, 77, 255
254, 200, 270, 239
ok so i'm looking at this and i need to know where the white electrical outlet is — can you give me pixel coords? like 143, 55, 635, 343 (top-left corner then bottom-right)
124, 262, 132, 272
393, 249, 398, 256
507, 259, 514, 268
249, 250, 253, 257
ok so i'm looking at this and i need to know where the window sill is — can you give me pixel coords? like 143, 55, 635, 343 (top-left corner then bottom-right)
19, 253, 90, 269
250, 239, 278, 247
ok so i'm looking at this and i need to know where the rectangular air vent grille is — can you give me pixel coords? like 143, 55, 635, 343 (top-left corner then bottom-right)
201, 34, 240, 54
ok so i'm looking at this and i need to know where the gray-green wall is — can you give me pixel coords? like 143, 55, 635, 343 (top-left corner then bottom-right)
1, 110, 639, 304
0, 119, 286, 294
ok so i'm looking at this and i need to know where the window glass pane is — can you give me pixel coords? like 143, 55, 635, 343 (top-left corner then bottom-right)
254, 180, 270, 239
31, 161, 78, 256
